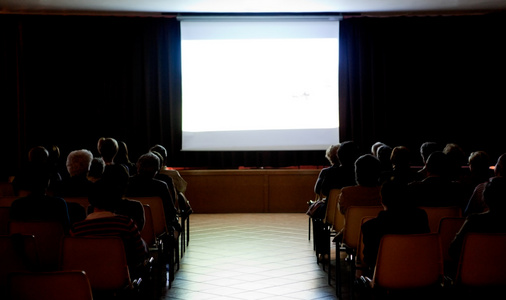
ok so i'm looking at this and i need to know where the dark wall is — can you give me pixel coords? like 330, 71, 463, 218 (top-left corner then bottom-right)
1, 12, 506, 179
339, 13, 506, 165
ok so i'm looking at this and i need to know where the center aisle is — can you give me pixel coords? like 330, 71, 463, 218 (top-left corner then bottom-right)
162, 213, 337, 300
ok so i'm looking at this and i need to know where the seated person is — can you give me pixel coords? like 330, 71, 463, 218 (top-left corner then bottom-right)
314, 144, 340, 198
408, 151, 468, 210
12, 146, 51, 196
10, 169, 71, 232
70, 180, 148, 274
125, 152, 179, 231
150, 150, 178, 211
97, 137, 130, 186
150, 144, 187, 194
463, 153, 504, 216
449, 176, 506, 262
52, 149, 94, 197
87, 157, 105, 183
87, 172, 145, 232
361, 182, 430, 271
338, 154, 382, 215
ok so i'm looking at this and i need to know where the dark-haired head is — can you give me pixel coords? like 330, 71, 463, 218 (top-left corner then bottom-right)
338, 141, 359, 167
355, 154, 381, 186
88, 179, 122, 211
381, 181, 411, 209
483, 176, 506, 212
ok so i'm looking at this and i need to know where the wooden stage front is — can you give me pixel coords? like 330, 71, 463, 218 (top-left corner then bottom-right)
179, 169, 320, 214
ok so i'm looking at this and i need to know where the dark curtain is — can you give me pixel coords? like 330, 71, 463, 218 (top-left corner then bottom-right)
339, 13, 506, 165
0, 14, 327, 178
3, 12, 506, 178
0, 15, 185, 178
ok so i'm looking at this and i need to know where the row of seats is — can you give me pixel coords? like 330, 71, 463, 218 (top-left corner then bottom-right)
0, 194, 192, 300
309, 188, 506, 298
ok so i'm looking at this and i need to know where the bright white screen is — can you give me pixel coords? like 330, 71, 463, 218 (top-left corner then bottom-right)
181, 19, 339, 151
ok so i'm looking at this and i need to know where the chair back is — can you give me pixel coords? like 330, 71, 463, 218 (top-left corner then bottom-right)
141, 204, 157, 248
373, 233, 443, 290
9, 221, 65, 271
324, 189, 340, 229
0, 182, 15, 197
0, 196, 18, 207
0, 207, 9, 235
60, 236, 132, 291
356, 216, 375, 269
8, 270, 93, 300
420, 206, 462, 233
0, 235, 38, 297
342, 206, 383, 250
456, 233, 506, 287
437, 217, 465, 262
129, 197, 167, 238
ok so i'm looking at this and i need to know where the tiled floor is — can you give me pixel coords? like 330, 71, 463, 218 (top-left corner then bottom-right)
161, 213, 339, 300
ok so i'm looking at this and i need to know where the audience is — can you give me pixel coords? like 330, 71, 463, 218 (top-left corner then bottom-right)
10, 168, 71, 232
338, 154, 382, 215
150, 150, 178, 211
115, 141, 137, 176
52, 149, 94, 197
125, 152, 179, 231
376, 144, 393, 175
380, 145, 418, 185
12, 146, 51, 196
408, 151, 468, 210
459, 150, 493, 202
6, 137, 506, 291
150, 144, 188, 194
370, 141, 386, 158
449, 176, 506, 262
97, 137, 129, 185
70, 179, 148, 275
443, 143, 468, 182
314, 144, 341, 198
87, 157, 105, 183
464, 153, 506, 216
333, 140, 361, 192
361, 181, 430, 270
416, 141, 441, 180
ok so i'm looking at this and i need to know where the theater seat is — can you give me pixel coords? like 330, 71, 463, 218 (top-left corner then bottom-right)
59, 236, 139, 298
8, 270, 93, 300
361, 233, 444, 297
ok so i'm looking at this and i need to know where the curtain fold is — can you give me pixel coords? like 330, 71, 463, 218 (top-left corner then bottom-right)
2, 12, 506, 177
338, 13, 506, 163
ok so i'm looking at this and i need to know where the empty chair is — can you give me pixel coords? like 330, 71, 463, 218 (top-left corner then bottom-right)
420, 206, 462, 233
455, 233, 506, 288
437, 217, 465, 277
9, 221, 65, 271
60, 236, 139, 298
8, 270, 93, 300
363, 233, 444, 297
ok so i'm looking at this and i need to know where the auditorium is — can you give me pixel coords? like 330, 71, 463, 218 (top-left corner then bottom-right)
1, 0, 506, 299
